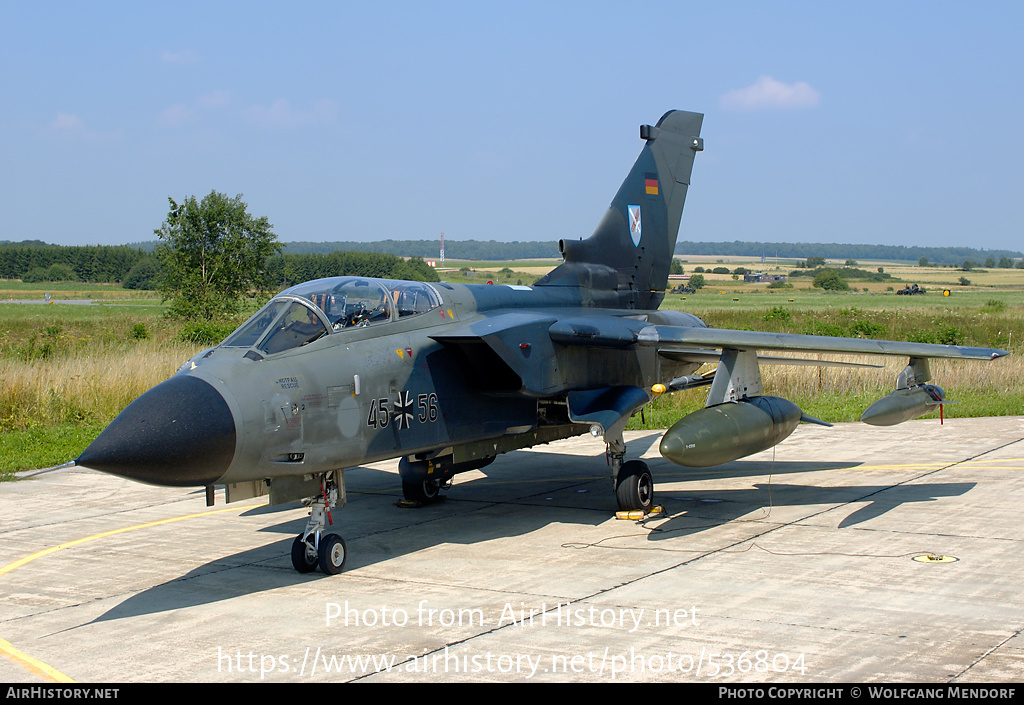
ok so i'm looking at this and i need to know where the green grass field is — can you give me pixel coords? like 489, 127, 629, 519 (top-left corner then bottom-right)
0, 280, 160, 301
2, 268, 1021, 478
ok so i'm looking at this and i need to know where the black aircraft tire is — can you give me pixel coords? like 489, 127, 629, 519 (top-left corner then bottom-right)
403, 478, 441, 504
318, 534, 347, 575
615, 460, 654, 512
291, 534, 318, 573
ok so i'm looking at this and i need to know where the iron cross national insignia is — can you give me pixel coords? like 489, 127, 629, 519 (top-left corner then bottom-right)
392, 390, 415, 429
628, 205, 642, 247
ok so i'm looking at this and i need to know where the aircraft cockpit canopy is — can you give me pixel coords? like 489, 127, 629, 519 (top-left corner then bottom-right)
284, 277, 442, 329
220, 277, 442, 356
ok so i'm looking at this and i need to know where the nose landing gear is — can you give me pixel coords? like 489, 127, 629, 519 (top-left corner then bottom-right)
290, 469, 348, 574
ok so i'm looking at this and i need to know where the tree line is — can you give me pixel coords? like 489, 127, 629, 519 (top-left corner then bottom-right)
292, 240, 1024, 266
0, 242, 440, 288
6, 236, 1021, 286
127, 238, 564, 261
268, 251, 439, 287
0, 243, 147, 283
126, 237, 1024, 266
280, 239, 560, 260
675, 240, 1022, 266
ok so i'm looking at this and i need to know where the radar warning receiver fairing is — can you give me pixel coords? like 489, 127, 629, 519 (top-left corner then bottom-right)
76, 110, 1008, 575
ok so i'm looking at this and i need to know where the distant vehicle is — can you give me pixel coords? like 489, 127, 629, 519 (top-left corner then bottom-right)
897, 284, 926, 295
672, 284, 696, 294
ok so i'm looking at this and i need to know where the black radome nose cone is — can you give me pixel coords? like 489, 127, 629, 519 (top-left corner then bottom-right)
77, 375, 236, 486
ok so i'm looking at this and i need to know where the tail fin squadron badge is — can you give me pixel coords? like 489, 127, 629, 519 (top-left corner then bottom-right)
628, 205, 642, 247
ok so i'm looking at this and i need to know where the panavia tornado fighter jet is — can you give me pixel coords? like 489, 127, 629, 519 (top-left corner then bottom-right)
76, 110, 1008, 575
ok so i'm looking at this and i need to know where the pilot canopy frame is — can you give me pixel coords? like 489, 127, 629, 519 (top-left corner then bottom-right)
220, 276, 444, 355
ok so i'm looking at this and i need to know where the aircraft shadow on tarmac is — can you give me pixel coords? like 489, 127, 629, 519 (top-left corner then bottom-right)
92, 434, 974, 623
639, 479, 977, 539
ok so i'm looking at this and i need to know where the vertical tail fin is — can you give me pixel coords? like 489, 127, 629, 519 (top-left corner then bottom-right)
535, 110, 703, 309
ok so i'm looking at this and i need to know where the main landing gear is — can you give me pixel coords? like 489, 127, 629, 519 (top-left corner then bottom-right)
398, 457, 453, 506
291, 470, 348, 575
402, 477, 445, 504
606, 434, 655, 513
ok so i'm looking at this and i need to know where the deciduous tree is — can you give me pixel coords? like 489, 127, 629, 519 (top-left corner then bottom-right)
813, 269, 849, 291
155, 192, 280, 320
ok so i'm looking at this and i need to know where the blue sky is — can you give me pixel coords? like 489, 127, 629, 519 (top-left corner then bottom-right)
2, 2, 1021, 252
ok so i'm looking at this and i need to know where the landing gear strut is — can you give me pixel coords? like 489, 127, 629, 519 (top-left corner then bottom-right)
291, 469, 347, 574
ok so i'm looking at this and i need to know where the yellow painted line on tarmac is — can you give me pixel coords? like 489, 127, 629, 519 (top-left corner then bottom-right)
0, 638, 75, 683
0, 502, 266, 578
0, 499, 266, 682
